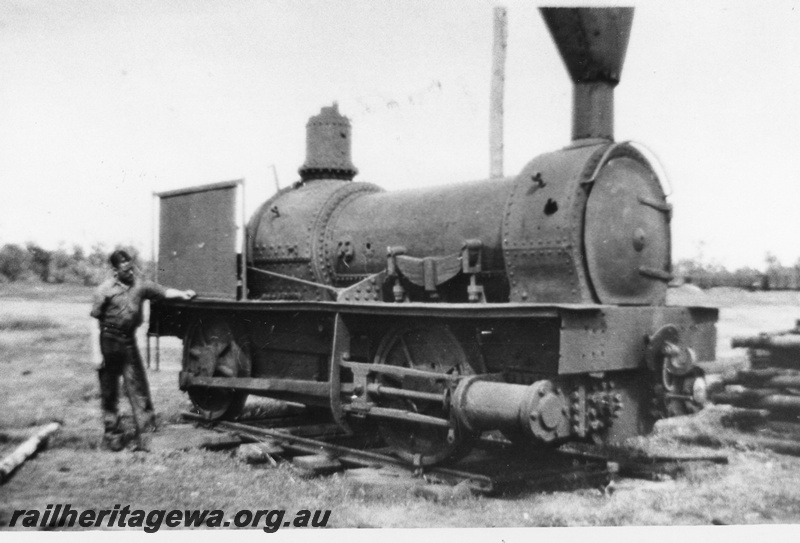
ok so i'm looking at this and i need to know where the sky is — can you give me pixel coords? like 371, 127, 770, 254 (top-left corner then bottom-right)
1, 0, 799, 270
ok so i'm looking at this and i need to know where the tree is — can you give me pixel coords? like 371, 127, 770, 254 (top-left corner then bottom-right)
82, 243, 110, 286
765, 252, 781, 273
0, 244, 31, 281
88, 243, 106, 268
72, 244, 85, 262
47, 247, 74, 284
25, 242, 52, 282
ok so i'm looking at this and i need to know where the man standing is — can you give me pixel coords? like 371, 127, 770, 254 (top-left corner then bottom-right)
90, 250, 195, 451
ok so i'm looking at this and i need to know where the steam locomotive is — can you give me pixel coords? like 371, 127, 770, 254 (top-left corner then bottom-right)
151, 7, 717, 465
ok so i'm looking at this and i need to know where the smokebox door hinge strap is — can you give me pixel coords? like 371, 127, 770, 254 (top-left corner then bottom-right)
638, 266, 673, 282
638, 195, 673, 217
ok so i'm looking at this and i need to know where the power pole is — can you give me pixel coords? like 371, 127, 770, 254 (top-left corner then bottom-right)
490, 6, 507, 179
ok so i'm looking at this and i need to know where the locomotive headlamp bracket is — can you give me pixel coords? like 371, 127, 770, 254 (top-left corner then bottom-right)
645, 325, 679, 372
645, 325, 697, 377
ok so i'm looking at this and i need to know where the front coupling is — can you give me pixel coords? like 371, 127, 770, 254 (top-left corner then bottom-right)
451, 377, 571, 444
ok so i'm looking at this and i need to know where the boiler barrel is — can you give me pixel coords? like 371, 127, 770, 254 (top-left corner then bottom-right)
248, 141, 671, 306
327, 177, 514, 280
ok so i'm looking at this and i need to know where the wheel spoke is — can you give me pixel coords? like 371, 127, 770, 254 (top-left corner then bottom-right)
399, 334, 414, 368
216, 341, 231, 358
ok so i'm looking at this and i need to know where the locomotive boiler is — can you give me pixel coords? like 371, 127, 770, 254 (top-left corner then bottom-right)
151, 7, 717, 465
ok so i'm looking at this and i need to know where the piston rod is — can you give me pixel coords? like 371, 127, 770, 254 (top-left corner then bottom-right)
340, 382, 446, 404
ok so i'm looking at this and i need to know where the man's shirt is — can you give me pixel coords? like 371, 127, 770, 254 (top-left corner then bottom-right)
90, 276, 167, 332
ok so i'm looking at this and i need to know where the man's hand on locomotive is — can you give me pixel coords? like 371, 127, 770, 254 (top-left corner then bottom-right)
166, 288, 196, 300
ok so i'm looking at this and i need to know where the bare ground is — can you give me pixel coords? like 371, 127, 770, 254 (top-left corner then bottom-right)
1, 283, 800, 529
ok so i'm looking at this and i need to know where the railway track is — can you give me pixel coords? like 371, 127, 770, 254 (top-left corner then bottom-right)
181, 411, 727, 495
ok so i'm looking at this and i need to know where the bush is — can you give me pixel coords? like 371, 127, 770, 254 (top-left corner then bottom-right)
0, 244, 31, 281
0, 241, 150, 286
26, 242, 52, 282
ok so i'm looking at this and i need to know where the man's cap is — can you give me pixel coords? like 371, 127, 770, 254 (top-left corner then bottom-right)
109, 249, 133, 269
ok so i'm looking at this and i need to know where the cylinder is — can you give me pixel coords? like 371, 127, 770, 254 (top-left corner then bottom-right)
452, 377, 571, 443
453, 378, 530, 434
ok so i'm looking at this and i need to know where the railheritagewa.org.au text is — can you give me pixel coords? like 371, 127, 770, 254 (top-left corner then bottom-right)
9, 504, 331, 532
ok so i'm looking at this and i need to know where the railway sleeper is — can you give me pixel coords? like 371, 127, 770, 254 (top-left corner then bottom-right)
201, 417, 616, 495
182, 412, 726, 495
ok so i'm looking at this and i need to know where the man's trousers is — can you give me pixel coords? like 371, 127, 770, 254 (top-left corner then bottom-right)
98, 333, 156, 437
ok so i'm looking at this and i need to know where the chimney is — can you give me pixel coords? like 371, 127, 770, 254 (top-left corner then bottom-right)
299, 103, 358, 182
540, 7, 634, 141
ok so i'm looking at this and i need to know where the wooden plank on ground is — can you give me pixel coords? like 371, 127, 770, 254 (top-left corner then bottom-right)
292, 454, 342, 475
148, 424, 242, 452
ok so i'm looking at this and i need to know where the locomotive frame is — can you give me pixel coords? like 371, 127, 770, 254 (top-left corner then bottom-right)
149, 7, 718, 466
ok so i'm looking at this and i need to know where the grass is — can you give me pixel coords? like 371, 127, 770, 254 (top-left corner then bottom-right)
2, 286, 800, 529
0, 282, 94, 303
0, 317, 60, 332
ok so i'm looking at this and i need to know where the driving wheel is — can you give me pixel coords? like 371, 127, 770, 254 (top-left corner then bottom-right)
372, 324, 476, 465
183, 318, 249, 420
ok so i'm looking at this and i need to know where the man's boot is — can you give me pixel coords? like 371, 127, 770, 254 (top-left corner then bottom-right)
102, 431, 125, 452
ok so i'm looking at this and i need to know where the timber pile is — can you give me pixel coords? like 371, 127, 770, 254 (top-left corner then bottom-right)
708, 368, 800, 414
730, 319, 800, 369
711, 319, 800, 421
687, 319, 800, 456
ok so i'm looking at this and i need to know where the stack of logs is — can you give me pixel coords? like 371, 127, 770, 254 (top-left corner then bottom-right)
709, 320, 800, 421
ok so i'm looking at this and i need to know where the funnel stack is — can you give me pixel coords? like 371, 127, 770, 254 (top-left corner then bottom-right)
540, 7, 634, 141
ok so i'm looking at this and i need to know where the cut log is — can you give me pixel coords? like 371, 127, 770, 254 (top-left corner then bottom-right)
732, 334, 800, 350
697, 357, 749, 375
721, 368, 800, 388
767, 420, 800, 434
746, 436, 800, 457
710, 389, 800, 411
654, 405, 768, 438
722, 368, 788, 384
0, 422, 61, 483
